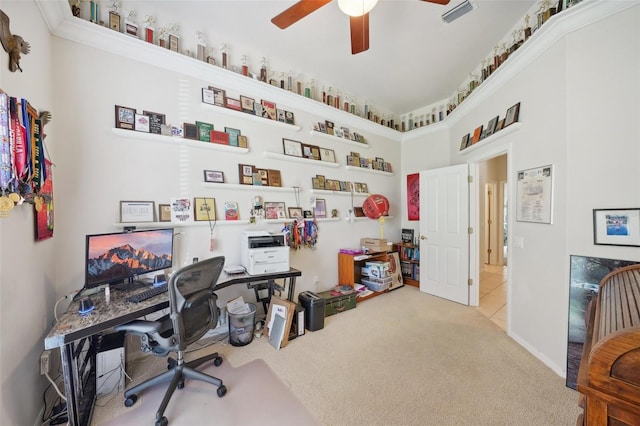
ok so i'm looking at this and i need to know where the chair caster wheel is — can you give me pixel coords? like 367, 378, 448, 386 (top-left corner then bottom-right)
124, 394, 137, 407
167, 358, 177, 370
178, 379, 185, 389
214, 356, 223, 367
155, 416, 168, 426
217, 385, 227, 397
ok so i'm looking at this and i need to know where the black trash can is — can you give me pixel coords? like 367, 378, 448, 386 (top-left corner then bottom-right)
298, 291, 325, 331
228, 303, 257, 346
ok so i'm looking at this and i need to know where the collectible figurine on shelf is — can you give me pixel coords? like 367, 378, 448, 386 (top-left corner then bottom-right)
0, 9, 31, 72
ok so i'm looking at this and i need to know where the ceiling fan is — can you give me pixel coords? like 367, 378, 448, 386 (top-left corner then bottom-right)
271, 0, 451, 55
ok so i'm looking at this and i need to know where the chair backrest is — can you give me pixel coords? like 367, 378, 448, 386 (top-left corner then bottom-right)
168, 256, 225, 350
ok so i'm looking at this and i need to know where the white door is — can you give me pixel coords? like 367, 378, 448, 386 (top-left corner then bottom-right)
419, 164, 470, 305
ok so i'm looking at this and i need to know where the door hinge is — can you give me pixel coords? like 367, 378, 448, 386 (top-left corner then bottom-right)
468, 175, 473, 183
468, 278, 473, 286
468, 227, 474, 234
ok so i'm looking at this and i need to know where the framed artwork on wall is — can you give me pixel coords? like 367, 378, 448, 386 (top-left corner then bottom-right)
593, 208, 640, 247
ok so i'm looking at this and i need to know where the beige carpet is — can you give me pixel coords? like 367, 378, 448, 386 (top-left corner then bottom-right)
93, 358, 318, 425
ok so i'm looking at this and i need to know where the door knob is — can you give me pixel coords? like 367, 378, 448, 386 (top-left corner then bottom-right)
420, 235, 427, 240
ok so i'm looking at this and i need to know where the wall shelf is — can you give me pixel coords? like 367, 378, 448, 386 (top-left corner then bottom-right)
310, 189, 369, 197
201, 103, 301, 132
201, 182, 302, 193
345, 165, 394, 176
113, 220, 251, 228
112, 128, 250, 154
458, 122, 523, 155
309, 130, 370, 149
263, 151, 341, 168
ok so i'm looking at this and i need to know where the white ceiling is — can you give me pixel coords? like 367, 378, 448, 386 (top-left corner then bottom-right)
105, 1, 536, 114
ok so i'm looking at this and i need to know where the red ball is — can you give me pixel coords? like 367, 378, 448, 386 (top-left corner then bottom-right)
362, 194, 389, 219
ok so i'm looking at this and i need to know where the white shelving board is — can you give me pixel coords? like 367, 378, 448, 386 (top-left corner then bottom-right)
263, 151, 340, 168
111, 128, 250, 154
201, 103, 302, 132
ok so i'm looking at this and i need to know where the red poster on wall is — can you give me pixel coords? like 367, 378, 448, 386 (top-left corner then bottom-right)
407, 173, 419, 221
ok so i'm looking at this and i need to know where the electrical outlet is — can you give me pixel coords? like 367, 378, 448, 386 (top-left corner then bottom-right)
40, 350, 51, 375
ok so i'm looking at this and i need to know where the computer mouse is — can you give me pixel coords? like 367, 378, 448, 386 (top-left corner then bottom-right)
78, 296, 95, 315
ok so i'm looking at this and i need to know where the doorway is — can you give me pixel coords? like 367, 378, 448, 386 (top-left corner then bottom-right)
477, 155, 507, 331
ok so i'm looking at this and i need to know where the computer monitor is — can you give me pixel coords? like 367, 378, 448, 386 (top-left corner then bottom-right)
84, 228, 174, 289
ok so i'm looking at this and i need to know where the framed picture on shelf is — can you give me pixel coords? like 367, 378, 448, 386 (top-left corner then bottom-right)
238, 135, 248, 148
504, 102, 521, 127
196, 121, 214, 142
486, 116, 499, 136
225, 98, 242, 111
120, 201, 155, 223
264, 201, 286, 219
283, 138, 303, 157
459, 134, 470, 151
224, 127, 241, 147
108, 11, 120, 32
134, 114, 150, 132
201, 88, 215, 105
310, 145, 321, 161
168, 34, 179, 52
317, 175, 326, 189
354, 207, 365, 217
361, 183, 369, 193
312, 177, 321, 189
208, 86, 226, 107
257, 169, 269, 186
268, 170, 282, 187
318, 122, 327, 133
313, 198, 327, 218
496, 118, 506, 132
284, 111, 295, 125
320, 148, 336, 163
238, 164, 255, 185
276, 109, 286, 123
593, 208, 640, 247
301, 144, 314, 159
183, 123, 198, 140
115, 105, 136, 130
143, 110, 166, 135
325, 120, 335, 135
240, 96, 255, 114
203, 170, 224, 183
194, 197, 216, 221
472, 125, 483, 144
288, 207, 303, 219
158, 204, 171, 222
261, 100, 277, 120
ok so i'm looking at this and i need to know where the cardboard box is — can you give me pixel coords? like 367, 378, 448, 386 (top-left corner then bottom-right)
360, 238, 390, 252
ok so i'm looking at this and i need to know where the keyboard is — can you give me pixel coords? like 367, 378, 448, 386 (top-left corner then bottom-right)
126, 283, 168, 303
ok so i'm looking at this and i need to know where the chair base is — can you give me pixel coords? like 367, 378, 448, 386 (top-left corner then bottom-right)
123, 351, 226, 425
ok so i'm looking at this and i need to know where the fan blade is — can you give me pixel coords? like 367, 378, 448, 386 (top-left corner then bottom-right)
420, 0, 451, 5
271, 0, 332, 29
350, 13, 369, 55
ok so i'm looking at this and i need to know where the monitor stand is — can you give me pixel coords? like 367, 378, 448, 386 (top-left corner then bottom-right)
110, 279, 149, 292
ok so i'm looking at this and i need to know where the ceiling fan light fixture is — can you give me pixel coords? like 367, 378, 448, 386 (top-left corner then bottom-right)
338, 0, 379, 17
441, 0, 476, 24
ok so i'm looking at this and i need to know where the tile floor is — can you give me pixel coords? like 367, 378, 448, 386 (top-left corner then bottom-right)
477, 264, 507, 331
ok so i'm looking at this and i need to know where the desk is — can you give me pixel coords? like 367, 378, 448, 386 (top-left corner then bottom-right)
44, 268, 301, 426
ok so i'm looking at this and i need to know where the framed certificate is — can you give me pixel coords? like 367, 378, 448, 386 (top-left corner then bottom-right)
120, 201, 155, 223
282, 138, 303, 157
320, 148, 336, 163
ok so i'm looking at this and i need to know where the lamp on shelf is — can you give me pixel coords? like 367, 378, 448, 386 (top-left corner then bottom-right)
337, 0, 379, 17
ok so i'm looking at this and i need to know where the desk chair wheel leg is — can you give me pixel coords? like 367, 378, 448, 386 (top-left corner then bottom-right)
214, 356, 223, 367
124, 394, 138, 407
178, 378, 185, 389
155, 416, 168, 426
217, 385, 227, 397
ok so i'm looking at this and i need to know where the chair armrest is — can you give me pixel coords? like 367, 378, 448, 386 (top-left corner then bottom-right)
115, 320, 162, 334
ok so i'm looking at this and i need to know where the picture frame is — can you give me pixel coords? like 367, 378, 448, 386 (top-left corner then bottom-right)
125, 21, 138, 37
143, 110, 166, 135
310, 145, 321, 161
303, 210, 313, 218
261, 100, 277, 120
168, 33, 179, 52
288, 207, 303, 219
593, 208, 640, 247
312, 177, 321, 189
504, 102, 521, 127
240, 95, 255, 114
320, 148, 336, 163
194, 197, 216, 221
284, 110, 295, 125
282, 138, 303, 157
313, 198, 327, 218
115, 105, 136, 130
208, 86, 226, 107
201, 88, 215, 105
276, 109, 286, 123
302, 144, 314, 159
238, 164, 255, 185
472, 125, 483, 144
238, 135, 248, 148
120, 201, 155, 223
486, 116, 499, 137
183, 123, 198, 140
224, 127, 241, 147
264, 201, 286, 220
317, 175, 326, 189
225, 97, 242, 111
257, 169, 269, 186
158, 204, 171, 222
203, 170, 224, 183
108, 11, 120, 32
325, 120, 335, 135
134, 114, 149, 132
516, 165, 553, 224
196, 121, 214, 142
495, 118, 506, 132
268, 169, 282, 187
354, 207, 365, 217
459, 133, 470, 150
361, 183, 369, 193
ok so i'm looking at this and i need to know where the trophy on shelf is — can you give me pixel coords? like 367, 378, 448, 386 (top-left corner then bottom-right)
89, 0, 100, 24
157, 26, 168, 48
524, 14, 532, 41
260, 57, 268, 82
196, 31, 207, 61
167, 23, 180, 53
108, 1, 121, 32
144, 15, 155, 44
241, 55, 248, 76
220, 43, 229, 69
124, 10, 138, 37
206, 47, 216, 65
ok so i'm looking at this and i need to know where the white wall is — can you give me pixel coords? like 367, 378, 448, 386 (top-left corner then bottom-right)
0, 2, 56, 424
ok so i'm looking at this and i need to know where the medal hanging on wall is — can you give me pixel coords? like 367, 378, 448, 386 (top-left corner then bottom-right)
0, 92, 15, 216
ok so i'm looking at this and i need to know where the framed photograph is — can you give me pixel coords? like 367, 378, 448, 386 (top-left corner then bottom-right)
194, 197, 216, 221
183, 123, 198, 140
593, 208, 640, 247
201, 88, 215, 105
288, 207, 303, 219
302, 144, 314, 159
516, 165, 553, 224
496, 118, 506, 132
325, 120, 335, 135
120, 201, 155, 223
143, 110, 166, 135
115, 105, 135, 130
134, 114, 150, 132
257, 169, 269, 186
472, 125, 483, 144
261, 100, 277, 120
225, 127, 241, 147
303, 210, 313, 218
320, 148, 336, 163
240, 95, 255, 114
276, 109, 286, 123
318, 122, 327, 133
203, 170, 224, 183
283, 138, 303, 157
158, 204, 171, 222
313, 198, 327, 218
310, 145, 321, 161
264, 201, 286, 220
226, 97, 242, 111
238, 164, 255, 185
208, 86, 226, 107
504, 102, 521, 127
168, 34, 179, 52
284, 110, 295, 125
486, 116, 499, 137
459, 133, 470, 151
354, 182, 362, 193
361, 183, 369, 193
268, 170, 282, 187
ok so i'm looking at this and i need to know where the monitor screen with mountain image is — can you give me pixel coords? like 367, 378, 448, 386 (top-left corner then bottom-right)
85, 228, 174, 289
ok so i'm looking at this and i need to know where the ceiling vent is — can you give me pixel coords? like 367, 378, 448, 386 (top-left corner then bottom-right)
442, 0, 476, 24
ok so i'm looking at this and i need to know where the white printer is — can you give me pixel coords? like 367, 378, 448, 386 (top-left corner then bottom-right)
241, 231, 290, 275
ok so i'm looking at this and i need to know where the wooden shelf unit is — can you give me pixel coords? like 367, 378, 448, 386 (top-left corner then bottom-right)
393, 242, 420, 288
338, 251, 390, 302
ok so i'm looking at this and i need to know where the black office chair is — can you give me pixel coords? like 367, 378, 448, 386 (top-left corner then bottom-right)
115, 256, 227, 426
